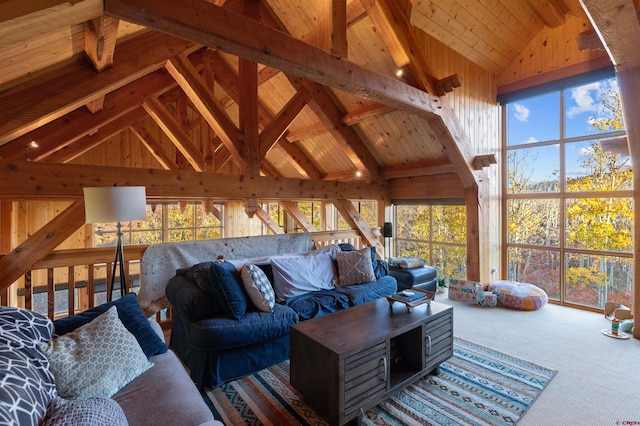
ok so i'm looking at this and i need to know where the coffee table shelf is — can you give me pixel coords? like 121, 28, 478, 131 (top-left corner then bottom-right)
290, 298, 453, 426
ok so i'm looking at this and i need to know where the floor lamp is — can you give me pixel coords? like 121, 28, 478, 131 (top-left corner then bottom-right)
84, 186, 147, 302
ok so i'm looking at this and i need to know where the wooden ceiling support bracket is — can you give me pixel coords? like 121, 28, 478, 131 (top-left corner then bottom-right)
434, 74, 462, 97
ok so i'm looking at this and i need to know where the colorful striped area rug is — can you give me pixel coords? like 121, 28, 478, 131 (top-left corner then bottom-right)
201, 338, 556, 425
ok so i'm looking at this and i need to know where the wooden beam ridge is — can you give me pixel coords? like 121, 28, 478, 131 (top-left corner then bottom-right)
0, 159, 389, 201
0, 198, 86, 292
342, 102, 395, 126
291, 77, 384, 184
0, 31, 200, 146
381, 161, 455, 179
332, 198, 384, 255
210, 51, 324, 180
165, 54, 245, 168
103, 0, 443, 118
142, 97, 205, 172
259, 89, 312, 158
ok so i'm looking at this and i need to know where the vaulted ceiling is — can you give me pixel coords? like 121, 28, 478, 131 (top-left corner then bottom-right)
0, 0, 601, 199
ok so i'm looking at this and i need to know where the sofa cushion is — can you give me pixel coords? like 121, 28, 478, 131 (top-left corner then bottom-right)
40, 306, 153, 399
53, 292, 167, 359
189, 304, 298, 351
336, 247, 375, 286
42, 396, 128, 426
208, 261, 248, 320
370, 246, 389, 279
0, 307, 57, 426
334, 275, 398, 306
240, 264, 276, 312
271, 252, 337, 301
285, 290, 350, 320
113, 350, 216, 426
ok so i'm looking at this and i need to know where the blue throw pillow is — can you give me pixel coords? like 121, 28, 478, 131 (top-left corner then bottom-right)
370, 246, 389, 279
53, 293, 167, 359
209, 261, 248, 320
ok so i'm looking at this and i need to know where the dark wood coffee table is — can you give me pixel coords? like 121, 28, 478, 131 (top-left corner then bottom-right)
290, 298, 453, 426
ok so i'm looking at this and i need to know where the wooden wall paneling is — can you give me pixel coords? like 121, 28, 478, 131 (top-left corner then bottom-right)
497, 15, 608, 87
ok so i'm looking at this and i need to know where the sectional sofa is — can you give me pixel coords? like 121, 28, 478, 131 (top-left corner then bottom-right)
0, 293, 219, 426
164, 239, 397, 388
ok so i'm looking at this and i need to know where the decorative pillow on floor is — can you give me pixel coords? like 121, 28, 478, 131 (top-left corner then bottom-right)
40, 306, 153, 400
42, 396, 128, 426
336, 247, 375, 286
240, 264, 276, 312
487, 280, 548, 311
0, 307, 57, 426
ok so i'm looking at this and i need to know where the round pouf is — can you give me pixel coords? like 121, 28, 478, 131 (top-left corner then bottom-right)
488, 280, 548, 311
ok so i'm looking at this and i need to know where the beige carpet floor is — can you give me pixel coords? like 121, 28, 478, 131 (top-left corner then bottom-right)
438, 296, 640, 425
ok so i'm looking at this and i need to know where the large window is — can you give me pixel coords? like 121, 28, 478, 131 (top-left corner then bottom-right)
93, 201, 224, 247
504, 76, 632, 310
394, 204, 467, 280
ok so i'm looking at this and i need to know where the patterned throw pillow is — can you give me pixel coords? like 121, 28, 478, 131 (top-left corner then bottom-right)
42, 396, 128, 426
240, 264, 276, 312
336, 247, 376, 286
0, 307, 57, 426
39, 306, 153, 400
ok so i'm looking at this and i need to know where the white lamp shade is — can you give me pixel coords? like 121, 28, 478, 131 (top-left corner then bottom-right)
83, 186, 147, 223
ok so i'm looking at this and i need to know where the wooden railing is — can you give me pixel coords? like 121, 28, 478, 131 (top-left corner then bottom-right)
1, 230, 365, 323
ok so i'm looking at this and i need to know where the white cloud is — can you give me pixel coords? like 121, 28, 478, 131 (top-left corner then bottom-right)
524, 136, 538, 144
513, 103, 530, 122
566, 82, 600, 118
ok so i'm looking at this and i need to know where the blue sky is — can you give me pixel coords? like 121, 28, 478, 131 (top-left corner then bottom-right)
506, 77, 622, 185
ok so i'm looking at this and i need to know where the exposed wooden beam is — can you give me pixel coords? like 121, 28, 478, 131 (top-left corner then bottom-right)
239, 57, 260, 176
164, 55, 245, 168
0, 69, 177, 161
0, 199, 86, 292
130, 122, 178, 170
259, 89, 312, 158
0, 31, 199, 146
0, 159, 388, 201
472, 154, 498, 170
281, 201, 318, 232
389, 174, 465, 199
253, 206, 284, 234
342, 102, 395, 126
381, 161, 455, 179
103, 0, 443, 117
211, 52, 324, 180
529, 0, 567, 28
332, 199, 384, 255
142, 97, 204, 171
84, 15, 120, 72
291, 77, 384, 184
317, 0, 348, 57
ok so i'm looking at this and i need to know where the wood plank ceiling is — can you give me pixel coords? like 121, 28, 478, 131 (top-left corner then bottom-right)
0, 0, 590, 193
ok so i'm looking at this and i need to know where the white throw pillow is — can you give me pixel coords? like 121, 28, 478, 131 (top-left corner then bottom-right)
271, 252, 337, 301
240, 264, 276, 312
39, 306, 153, 400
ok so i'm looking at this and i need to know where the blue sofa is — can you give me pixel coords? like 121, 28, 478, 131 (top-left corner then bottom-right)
166, 245, 397, 388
